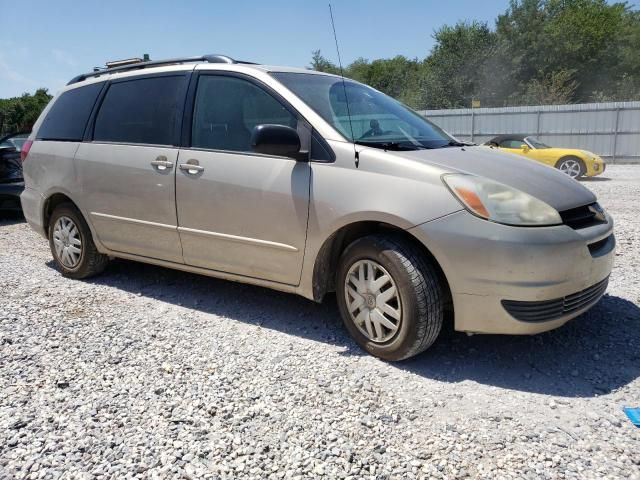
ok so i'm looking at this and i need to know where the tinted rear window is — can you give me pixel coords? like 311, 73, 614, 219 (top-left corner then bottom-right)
36, 83, 103, 141
93, 76, 183, 145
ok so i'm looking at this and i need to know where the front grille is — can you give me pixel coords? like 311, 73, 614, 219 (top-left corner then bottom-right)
502, 277, 609, 322
559, 203, 606, 230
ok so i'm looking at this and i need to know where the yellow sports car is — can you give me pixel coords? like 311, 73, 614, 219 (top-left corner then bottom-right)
485, 134, 606, 179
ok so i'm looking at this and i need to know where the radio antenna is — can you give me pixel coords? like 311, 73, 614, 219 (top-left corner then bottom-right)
329, 3, 359, 167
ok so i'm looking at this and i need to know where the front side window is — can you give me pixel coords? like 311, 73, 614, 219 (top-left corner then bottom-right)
191, 75, 297, 152
37, 83, 103, 141
525, 136, 550, 149
500, 139, 527, 149
93, 76, 183, 145
272, 72, 455, 151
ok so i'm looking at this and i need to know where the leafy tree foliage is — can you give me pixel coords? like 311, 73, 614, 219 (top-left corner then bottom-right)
310, 51, 424, 108
311, 0, 640, 108
422, 21, 497, 108
0, 89, 52, 135
310, 50, 340, 75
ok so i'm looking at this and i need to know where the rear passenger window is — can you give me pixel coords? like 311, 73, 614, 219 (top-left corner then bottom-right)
37, 83, 102, 141
94, 76, 183, 146
191, 75, 297, 152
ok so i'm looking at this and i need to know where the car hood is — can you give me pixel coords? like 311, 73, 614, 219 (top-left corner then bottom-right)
395, 146, 596, 211
577, 149, 598, 158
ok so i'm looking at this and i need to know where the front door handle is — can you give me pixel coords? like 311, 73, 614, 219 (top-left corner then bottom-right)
151, 156, 174, 171
179, 159, 204, 175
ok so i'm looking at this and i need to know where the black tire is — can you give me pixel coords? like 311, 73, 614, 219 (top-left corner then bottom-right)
336, 234, 444, 361
48, 203, 109, 279
556, 156, 585, 179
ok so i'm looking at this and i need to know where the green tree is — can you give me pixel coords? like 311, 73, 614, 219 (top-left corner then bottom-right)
309, 51, 423, 108
0, 88, 52, 135
496, 0, 640, 103
421, 21, 497, 108
309, 50, 340, 75
517, 69, 579, 104
348, 56, 423, 108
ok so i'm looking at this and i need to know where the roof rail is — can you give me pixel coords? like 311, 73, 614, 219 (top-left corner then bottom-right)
67, 54, 256, 85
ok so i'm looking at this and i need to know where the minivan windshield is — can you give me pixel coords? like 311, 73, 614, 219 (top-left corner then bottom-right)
272, 72, 457, 150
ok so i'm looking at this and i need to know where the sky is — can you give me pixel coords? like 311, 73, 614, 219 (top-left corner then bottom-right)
1, 0, 637, 98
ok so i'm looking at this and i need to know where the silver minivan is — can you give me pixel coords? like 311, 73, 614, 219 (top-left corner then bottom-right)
21, 54, 615, 360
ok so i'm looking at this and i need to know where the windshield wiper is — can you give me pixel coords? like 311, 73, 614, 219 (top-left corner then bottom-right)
355, 140, 430, 151
445, 140, 474, 147
428, 140, 475, 149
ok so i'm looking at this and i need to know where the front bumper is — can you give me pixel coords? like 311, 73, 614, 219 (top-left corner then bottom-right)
19, 186, 46, 237
409, 210, 615, 334
586, 159, 606, 176
0, 181, 24, 211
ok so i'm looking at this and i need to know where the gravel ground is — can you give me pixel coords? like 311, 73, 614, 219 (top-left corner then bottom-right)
1, 165, 639, 480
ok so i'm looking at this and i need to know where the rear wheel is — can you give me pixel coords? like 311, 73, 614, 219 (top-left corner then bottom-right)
336, 234, 445, 361
556, 156, 585, 179
48, 203, 109, 279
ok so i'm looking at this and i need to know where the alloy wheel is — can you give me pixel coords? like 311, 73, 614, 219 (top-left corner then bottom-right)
344, 259, 402, 343
559, 159, 582, 178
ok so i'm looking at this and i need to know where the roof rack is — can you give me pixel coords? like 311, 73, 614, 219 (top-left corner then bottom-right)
67, 54, 256, 85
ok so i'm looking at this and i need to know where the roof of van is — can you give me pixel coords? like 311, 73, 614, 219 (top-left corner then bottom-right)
254, 65, 339, 75
66, 54, 339, 86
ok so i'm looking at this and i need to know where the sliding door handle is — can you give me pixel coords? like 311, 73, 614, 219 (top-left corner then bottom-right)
151, 156, 174, 171
179, 159, 204, 175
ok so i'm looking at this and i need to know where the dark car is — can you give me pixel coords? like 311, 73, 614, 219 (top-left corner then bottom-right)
0, 132, 29, 151
0, 133, 27, 212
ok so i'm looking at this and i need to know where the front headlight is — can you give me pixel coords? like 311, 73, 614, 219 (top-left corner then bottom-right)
442, 174, 562, 226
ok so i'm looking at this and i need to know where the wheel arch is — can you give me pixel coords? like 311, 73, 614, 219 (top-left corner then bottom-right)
311, 220, 452, 308
43, 192, 75, 232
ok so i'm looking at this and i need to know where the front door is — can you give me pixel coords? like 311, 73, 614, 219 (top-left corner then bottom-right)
176, 73, 310, 285
77, 74, 188, 263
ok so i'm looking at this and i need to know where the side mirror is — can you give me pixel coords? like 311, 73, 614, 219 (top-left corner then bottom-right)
251, 124, 302, 160
520, 144, 530, 152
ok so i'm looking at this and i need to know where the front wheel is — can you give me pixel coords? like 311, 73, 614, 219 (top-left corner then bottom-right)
336, 234, 445, 361
556, 157, 585, 179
